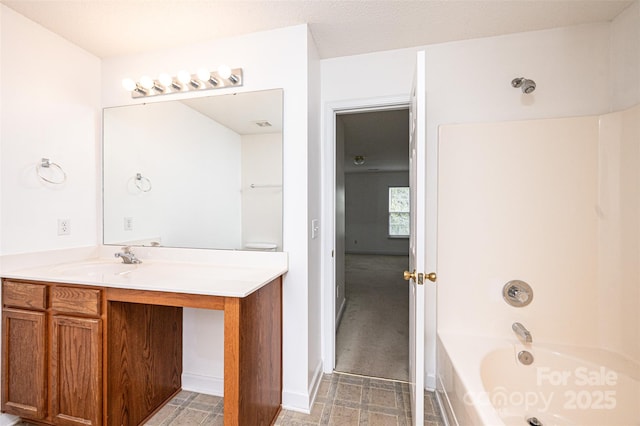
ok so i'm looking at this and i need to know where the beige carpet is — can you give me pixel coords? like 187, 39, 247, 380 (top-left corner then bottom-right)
335, 254, 409, 381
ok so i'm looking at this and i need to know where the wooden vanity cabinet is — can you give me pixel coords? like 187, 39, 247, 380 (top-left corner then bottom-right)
2, 280, 103, 426
2, 274, 283, 426
2, 281, 48, 420
2, 306, 47, 420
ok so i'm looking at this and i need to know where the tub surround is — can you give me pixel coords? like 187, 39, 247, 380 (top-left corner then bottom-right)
0, 246, 287, 426
436, 104, 640, 424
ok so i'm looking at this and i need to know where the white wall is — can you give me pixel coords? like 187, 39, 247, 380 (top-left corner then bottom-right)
611, 1, 640, 110
0, 7, 3, 256
345, 171, 410, 255
597, 104, 640, 363
241, 133, 282, 250
104, 101, 242, 249
305, 26, 323, 399
0, 5, 100, 255
0, 8, 100, 424
101, 24, 317, 410
438, 116, 599, 345
321, 21, 614, 388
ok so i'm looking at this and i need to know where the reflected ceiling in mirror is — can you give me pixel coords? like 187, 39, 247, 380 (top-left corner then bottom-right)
103, 89, 283, 251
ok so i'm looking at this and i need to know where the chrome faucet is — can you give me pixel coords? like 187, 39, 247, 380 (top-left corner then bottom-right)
512, 322, 532, 344
114, 246, 142, 264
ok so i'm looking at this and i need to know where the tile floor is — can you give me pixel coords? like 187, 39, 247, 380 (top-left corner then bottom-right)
144, 373, 444, 425
274, 373, 444, 426
17, 373, 444, 426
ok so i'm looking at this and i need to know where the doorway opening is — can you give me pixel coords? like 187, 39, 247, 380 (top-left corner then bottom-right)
334, 108, 410, 381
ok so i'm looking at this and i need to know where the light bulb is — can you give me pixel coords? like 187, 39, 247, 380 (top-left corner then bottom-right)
139, 75, 154, 90
196, 68, 210, 81
177, 70, 191, 84
122, 78, 136, 92
158, 73, 173, 87
218, 65, 232, 79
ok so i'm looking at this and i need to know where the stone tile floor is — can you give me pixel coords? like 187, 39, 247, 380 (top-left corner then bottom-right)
274, 373, 444, 426
17, 373, 444, 426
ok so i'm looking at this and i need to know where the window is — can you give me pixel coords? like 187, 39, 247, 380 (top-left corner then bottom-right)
389, 187, 410, 237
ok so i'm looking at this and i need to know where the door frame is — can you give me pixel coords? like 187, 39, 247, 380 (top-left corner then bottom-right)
321, 95, 411, 374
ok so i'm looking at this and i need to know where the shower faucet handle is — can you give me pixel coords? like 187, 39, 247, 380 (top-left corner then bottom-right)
503, 280, 533, 307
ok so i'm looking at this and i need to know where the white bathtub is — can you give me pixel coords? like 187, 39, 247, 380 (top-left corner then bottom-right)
436, 333, 640, 426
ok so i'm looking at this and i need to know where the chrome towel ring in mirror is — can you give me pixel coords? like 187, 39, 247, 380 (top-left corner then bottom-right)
37, 158, 66, 184
135, 173, 152, 192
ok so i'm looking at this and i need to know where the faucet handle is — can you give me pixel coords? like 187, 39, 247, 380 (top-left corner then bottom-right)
503, 280, 533, 307
122, 246, 133, 253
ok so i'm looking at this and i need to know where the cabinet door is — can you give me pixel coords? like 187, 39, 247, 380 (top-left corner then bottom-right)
51, 316, 102, 426
1, 308, 47, 420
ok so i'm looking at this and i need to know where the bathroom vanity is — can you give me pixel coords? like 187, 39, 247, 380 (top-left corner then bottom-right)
0, 257, 285, 426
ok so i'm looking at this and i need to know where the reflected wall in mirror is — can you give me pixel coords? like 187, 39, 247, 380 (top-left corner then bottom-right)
103, 89, 283, 251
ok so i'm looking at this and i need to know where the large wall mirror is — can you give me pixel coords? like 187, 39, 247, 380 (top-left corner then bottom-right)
103, 89, 283, 251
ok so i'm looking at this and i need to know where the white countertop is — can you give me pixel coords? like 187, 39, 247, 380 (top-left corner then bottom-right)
0, 247, 288, 298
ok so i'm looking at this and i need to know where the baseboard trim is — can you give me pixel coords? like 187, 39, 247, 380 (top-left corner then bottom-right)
425, 372, 436, 391
281, 360, 324, 414
182, 373, 223, 396
308, 360, 324, 409
282, 390, 312, 414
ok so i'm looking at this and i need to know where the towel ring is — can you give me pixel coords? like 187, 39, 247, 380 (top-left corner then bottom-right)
36, 158, 66, 184
135, 173, 152, 192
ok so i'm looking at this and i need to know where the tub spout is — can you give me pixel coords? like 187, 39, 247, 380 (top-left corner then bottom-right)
512, 322, 532, 343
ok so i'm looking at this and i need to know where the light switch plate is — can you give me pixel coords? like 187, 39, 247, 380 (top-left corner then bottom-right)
311, 219, 319, 239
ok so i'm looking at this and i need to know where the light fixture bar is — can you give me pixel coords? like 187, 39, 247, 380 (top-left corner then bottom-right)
133, 85, 148, 96
125, 67, 243, 99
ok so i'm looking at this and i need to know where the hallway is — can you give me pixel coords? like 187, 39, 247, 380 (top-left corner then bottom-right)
335, 254, 409, 381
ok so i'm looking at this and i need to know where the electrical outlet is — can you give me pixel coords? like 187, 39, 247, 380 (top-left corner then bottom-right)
57, 219, 70, 235
124, 217, 134, 231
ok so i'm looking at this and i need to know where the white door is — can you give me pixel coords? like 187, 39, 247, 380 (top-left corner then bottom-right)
405, 50, 432, 426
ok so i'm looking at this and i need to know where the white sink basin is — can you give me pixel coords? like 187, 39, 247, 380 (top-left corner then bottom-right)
52, 260, 142, 277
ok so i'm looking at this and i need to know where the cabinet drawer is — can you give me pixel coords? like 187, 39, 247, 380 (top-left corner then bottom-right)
3, 281, 47, 310
51, 287, 101, 316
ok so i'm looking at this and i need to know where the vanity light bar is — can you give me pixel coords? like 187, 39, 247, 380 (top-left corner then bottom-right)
122, 66, 243, 99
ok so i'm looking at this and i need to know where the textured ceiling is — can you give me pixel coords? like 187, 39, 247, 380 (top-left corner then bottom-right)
0, 0, 633, 59
340, 109, 409, 173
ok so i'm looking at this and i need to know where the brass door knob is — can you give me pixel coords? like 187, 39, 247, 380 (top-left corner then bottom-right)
426, 272, 437, 282
403, 270, 416, 281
